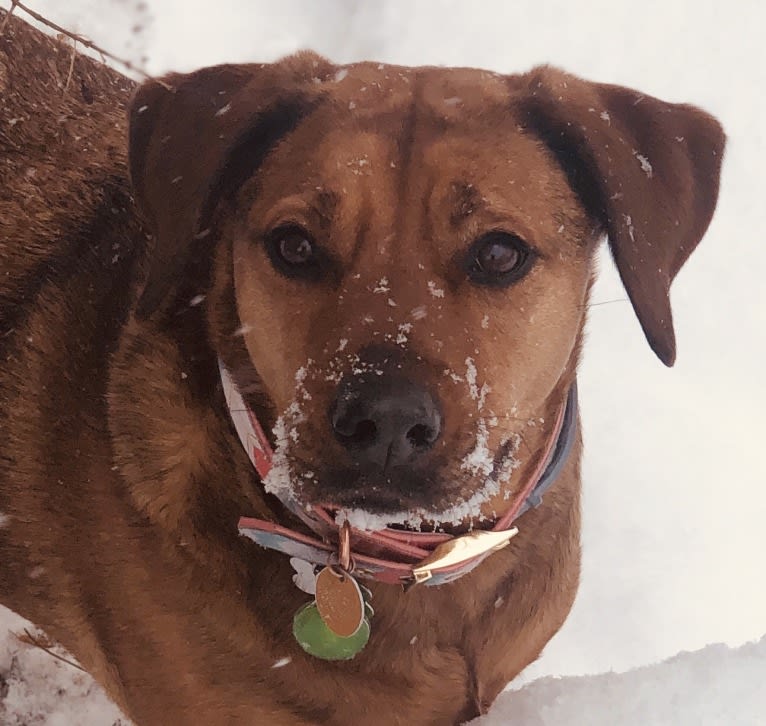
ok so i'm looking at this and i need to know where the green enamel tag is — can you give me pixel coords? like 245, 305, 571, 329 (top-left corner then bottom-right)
293, 602, 370, 661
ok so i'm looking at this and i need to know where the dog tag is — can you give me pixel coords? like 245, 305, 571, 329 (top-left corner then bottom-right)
315, 566, 365, 637
293, 602, 370, 661
291, 522, 372, 660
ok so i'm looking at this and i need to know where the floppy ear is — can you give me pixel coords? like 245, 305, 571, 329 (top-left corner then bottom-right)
522, 67, 725, 365
128, 53, 334, 318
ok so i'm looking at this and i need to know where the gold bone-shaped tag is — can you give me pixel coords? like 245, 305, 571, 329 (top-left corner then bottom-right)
412, 528, 519, 583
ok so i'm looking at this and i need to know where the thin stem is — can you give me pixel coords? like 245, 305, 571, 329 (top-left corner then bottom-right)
17, 628, 86, 673
0, 1, 20, 34
4, 1, 156, 81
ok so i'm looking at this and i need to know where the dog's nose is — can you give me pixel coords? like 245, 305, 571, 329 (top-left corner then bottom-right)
330, 379, 442, 469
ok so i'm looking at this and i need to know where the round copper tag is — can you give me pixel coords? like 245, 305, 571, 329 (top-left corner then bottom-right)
315, 567, 365, 638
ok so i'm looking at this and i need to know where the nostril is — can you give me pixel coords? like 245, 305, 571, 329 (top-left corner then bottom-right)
336, 418, 378, 447
406, 423, 434, 450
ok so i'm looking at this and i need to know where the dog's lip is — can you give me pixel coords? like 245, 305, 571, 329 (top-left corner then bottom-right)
313, 503, 421, 533
316, 486, 411, 511
313, 501, 497, 536
312, 498, 476, 534
315, 501, 406, 526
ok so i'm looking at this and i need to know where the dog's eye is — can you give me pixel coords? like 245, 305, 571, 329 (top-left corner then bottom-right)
265, 224, 320, 278
467, 232, 534, 286
278, 230, 314, 265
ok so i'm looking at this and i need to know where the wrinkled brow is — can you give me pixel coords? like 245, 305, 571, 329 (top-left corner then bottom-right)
449, 181, 484, 227
313, 189, 341, 228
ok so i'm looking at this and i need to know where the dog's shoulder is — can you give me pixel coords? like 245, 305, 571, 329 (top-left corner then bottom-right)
0, 15, 144, 348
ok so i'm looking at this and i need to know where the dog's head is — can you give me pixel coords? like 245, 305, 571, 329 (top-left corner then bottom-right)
128, 53, 723, 529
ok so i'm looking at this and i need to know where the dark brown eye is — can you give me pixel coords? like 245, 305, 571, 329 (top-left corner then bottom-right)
275, 226, 315, 265
265, 224, 321, 279
476, 237, 519, 274
467, 231, 534, 286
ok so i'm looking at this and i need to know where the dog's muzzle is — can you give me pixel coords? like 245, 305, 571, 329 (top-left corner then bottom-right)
219, 359, 578, 587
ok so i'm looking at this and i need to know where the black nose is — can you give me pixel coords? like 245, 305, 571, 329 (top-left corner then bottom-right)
330, 378, 442, 470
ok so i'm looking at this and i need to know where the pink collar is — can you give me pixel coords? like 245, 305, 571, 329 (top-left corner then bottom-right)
220, 361, 578, 587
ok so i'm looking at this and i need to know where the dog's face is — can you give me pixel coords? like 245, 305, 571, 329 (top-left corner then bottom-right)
127, 53, 723, 529
226, 78, 593, 521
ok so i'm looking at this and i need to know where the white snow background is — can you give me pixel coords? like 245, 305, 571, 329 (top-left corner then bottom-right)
1, 0, 764, 723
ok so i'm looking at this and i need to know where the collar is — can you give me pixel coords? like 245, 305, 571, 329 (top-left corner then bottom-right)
220, 360, 578, 587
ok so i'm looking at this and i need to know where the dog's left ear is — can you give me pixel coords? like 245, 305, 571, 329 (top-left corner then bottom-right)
128, 53, 334, 318
522, 67, 725, 365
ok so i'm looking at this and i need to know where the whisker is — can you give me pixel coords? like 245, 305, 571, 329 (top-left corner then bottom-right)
587, 297, 629, 308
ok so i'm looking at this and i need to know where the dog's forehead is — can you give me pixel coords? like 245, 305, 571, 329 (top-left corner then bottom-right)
247, 60, 552, 203
233, 59, 544, 202
314, 61, 514, 117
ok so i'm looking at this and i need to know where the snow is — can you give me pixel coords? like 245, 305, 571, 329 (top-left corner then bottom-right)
371, 276, 389, 293
1, 0, 765, 722
262, 415, 298, 495
0, 608, 127, 725
473, 636, 766, 725
262, 363, 311, 505
633, 151, 654, 178
624, 214, 636, 242
427, 280, 445, 298
460, 419, 495, 477
464, 356, 490, 410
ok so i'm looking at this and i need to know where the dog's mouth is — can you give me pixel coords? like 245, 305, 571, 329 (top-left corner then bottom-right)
273, 436, 522, 534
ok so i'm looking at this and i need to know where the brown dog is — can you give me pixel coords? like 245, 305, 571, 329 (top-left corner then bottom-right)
0, 36, 723, 726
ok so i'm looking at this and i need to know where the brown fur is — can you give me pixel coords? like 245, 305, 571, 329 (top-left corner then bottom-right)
0, 14, 724, 725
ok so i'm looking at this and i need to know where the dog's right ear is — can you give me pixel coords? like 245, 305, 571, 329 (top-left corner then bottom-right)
128, 55, 333, 318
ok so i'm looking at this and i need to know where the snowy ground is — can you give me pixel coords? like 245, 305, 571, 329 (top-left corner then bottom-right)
484, 636, 766, 726
1, 0, 765, 723
0, 609, 128, 726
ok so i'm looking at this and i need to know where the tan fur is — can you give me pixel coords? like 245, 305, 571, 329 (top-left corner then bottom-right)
0, 14, 724, 725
